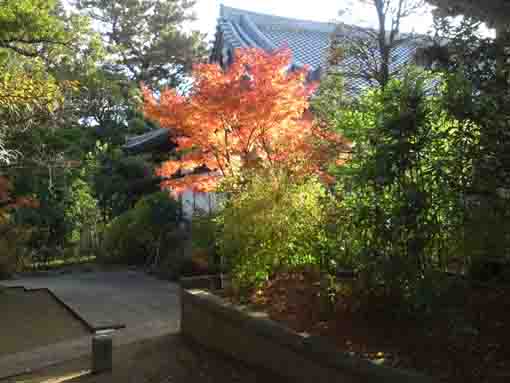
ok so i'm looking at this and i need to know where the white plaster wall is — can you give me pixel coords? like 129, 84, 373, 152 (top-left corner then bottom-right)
181, 190, 221, 220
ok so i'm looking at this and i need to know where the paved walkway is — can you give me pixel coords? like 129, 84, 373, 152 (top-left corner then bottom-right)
0, 269, 181, 379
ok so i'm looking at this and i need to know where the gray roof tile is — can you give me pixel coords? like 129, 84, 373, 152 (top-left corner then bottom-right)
259, 26, 331, 69
218, 6, 334, 71
216, 6, 428, 93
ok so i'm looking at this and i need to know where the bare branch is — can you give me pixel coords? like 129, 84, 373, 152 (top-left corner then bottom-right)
332, 0, 426, 89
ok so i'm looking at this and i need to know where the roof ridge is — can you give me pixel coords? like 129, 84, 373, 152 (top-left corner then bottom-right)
220, 5, 428, 39
220, 5, 336, 33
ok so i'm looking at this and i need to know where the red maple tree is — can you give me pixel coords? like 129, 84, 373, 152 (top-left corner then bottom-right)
143, 48, 349, 194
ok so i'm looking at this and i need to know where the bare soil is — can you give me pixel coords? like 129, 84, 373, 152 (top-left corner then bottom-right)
245, 271, 510, 383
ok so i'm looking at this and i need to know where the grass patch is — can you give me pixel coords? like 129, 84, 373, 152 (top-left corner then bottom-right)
28, 256, 97, 272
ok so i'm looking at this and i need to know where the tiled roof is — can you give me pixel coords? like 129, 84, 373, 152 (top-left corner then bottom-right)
216, 6, 335, 76
123, 128, 175, 155
213, 6, 429, 88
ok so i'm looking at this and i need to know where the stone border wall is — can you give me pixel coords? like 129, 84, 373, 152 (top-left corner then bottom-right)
181, 281, 436, 383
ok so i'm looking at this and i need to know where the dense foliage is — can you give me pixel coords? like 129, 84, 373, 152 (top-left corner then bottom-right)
0, 0, 205, 273
427, 0, 509, 26
313, 70, 472, 311
0, 176, 37, 276
208, 18, 509, 315
1, 0, 509, 320
143, 49, 349, 194
309, 13, 509, 311
213, 172, 341, 292
84, 143, 160, 223
430, 17, 510, 276
76, 0, 207, 88
101, 192, 182, 266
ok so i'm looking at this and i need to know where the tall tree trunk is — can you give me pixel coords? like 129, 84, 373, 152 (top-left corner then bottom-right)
375, 0, 391, 88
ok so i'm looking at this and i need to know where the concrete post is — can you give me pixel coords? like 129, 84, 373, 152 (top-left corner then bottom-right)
92, 332, 113, 373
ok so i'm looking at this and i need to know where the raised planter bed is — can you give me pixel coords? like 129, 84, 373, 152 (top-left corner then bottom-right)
180, 276, 436, 383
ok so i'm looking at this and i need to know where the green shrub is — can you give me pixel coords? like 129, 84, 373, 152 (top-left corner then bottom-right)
190, 212, 220, 272
215, 172, 341, 292
314, 69, 476, 314
101, 192, 183, 266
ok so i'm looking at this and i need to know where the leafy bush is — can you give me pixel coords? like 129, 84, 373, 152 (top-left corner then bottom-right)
190, 212, 220, 273
10, 166, 100, 262
215, 172, 341, 292
314, 68, 481, 313
101, 192, 183, 266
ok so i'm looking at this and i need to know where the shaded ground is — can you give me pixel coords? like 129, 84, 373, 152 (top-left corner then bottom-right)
1, 268, 180, 331
0, 288, 90, 357
8, 335, 289, 383
0, 268, 181, 378
247, 271, 510, 383
0, 268, 289, 383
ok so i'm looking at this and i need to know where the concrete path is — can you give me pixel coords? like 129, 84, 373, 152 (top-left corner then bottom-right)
0, 270, 181, 379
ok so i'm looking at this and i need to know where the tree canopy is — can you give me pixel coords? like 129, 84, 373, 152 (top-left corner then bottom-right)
0, 0, 77, 164
0, 0, 68, 58
75, 0, 207, 88
427, 0, 510, 26
143, 49, 350, 194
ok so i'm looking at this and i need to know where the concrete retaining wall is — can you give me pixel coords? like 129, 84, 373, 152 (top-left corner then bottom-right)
180, 285, 436, 383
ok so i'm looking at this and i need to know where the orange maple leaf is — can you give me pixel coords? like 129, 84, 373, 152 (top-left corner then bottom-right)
143, 48, 350, 194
